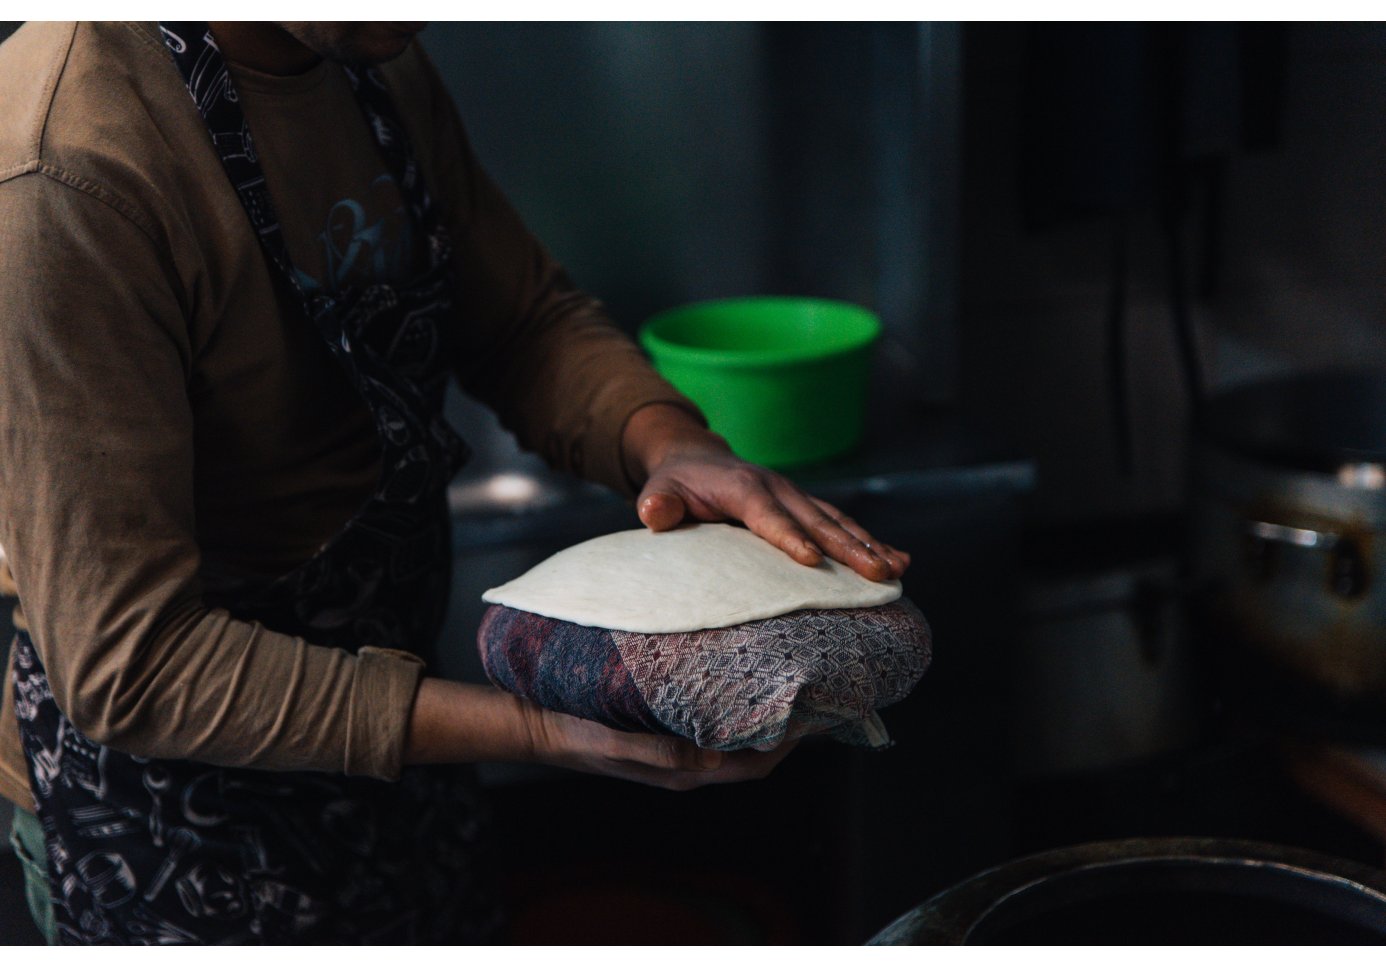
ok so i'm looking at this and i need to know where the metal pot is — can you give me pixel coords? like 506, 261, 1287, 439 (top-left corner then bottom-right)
1191, 371, 1386, 725
868, 838, 1386, 944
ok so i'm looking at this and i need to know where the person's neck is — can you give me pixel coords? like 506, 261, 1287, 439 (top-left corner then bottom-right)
208, 22, 320, 75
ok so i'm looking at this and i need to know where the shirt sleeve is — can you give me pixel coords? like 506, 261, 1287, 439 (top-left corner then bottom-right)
418, 56, 705, 495
0, 171, 423, 780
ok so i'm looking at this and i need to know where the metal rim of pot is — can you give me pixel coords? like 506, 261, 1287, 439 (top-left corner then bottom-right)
867, 836, 1386, 945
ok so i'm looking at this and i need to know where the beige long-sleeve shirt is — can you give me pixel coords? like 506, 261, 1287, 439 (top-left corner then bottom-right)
0, 21, 697, 809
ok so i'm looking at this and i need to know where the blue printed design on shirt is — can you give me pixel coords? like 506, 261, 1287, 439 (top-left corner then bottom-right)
296, 174, 415, 296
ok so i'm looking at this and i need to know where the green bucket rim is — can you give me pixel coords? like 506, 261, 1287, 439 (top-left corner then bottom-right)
639, 296, 882, 369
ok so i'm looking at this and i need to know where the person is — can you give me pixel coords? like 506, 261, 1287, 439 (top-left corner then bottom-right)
0, 21, 909, 944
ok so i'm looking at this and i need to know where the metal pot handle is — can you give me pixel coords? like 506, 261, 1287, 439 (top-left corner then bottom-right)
1245, 520, 1340, 550
1245, 520, 1369, 598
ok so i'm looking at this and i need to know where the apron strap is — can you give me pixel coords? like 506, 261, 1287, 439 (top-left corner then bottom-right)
157, 23, 303, 305
156, 22, 443, 317
339, 64, 440, 233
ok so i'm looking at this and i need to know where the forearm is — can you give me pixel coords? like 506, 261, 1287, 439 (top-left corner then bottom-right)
404, 677, 535, 765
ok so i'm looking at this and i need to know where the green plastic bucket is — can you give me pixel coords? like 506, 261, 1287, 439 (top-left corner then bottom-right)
640, 296, 881, 468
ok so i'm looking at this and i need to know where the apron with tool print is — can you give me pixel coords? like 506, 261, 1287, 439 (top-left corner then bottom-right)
9, 21, 496, 943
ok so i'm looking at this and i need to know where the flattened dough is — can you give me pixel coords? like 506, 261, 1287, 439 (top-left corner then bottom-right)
481, 522, 902, 633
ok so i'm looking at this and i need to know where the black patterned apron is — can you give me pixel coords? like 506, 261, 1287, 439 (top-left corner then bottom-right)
9, 22, 497, 944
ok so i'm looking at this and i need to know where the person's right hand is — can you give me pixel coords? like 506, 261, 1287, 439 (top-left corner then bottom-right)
523, 702, 796, 791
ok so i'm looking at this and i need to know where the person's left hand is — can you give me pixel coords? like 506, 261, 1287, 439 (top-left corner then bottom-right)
622, 404, 910, 582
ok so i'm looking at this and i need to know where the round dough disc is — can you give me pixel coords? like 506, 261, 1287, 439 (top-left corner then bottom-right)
482, 522, 902, 633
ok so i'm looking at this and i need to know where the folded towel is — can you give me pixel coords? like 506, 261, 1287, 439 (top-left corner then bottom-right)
478, 599, 931, 752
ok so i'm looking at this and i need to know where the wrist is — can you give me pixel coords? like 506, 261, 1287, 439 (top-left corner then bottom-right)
620, 402, 728, 486
405, 677, 538, 765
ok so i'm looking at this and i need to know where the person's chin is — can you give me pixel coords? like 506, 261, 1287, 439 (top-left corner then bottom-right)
357, 24, 425, 63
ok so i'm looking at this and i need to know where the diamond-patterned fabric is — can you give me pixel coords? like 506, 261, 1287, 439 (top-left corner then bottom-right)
478, 600, 931, 752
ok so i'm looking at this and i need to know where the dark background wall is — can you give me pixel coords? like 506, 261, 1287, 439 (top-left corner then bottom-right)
422, 23, 774, 330
958, 23, 1386, 527
422, 22, 958, 394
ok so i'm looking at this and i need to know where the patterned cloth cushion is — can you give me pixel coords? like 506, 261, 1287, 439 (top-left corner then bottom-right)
478, 599, 931, 752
